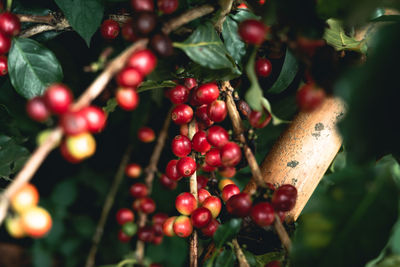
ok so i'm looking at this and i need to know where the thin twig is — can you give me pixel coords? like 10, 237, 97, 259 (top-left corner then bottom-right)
17, 14, 55, 24
232, 239, 250, 267
85, 145, 133, 267
272, 214, 292, 252
215, 0, 234, 32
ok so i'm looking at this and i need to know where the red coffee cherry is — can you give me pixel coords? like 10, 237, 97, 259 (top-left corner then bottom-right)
116, 67, 143, 88
205, 148, 222, 167
201, 161, 217, 172
60, 141, 82, 164
116, 87, 139, 111
129, 183, 148, 198
26, 96, 50, 122
218, 166, 236, 178
118, 230, 131, 243
195, 105, 214, 128
138, 225, 155, 242
191, 207, 212, 228
165, 159, 182, 181
43, 83, 73, 115
196, 175, 209, 191
60, 111, 89, 136
140, 197, 156, 214
138, 127, 155, 143
238, 19, 267, 45
133, 12, 157, 36
131, 0, 154, 12
221, 184, 240, 202
206, 126, 229, 148
271, 184, 297, 212
265, 260, 282, 267
0, 12, 21, 36
195, 83, 219, 105
226, 193, 252, 217
296, 83, 325, 111
152, 234, 163, 245
198, 188, 211, 205
173, 215, 193, 238
0, 31, 11, 54
169, 85, 189, 104
116, 208, 134, 225
121, 19, 138, 42
220, 142, 242, 167
157, 0, 179, 14
162, 216, 176, 237
171, 104, 193, 125
202, 196, 221, 218
80, 106, 107, 133
189, 90, 201, 106
125, 163, 142, 178
171, 135, 192, 157
175, 192, 197, 215
255, 58, 272, 77
100, 19, 120, 40
207, 100, 227, 122
249, 110, 271, 129
152, 213, 169, 225
180, 122, 199, 137
201, 219, 219, 237
0, 55, 8, 76
218, 178, 235, 191
184, 78, 197, 90
150, 34, 173, 57
192, 131, 211, 153
159, 173, 177, 190
250, 202, 275, 227
177, 156, 196, 177
127, 49, 157, 76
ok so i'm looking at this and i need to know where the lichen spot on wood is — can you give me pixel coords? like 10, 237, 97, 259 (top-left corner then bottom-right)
315, 123, 324, 131
287, 160, 299, 168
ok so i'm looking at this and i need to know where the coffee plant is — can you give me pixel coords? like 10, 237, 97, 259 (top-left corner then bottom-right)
0, 0, 400, 266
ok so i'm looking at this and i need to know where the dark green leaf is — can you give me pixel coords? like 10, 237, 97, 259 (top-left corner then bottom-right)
145, 236, 188, 267
222, 16, 246, 65
215, 247, 236, 267
50, 179, 77, 207
213, 218, 242, 248
8, 38, 63, 99
230, 9, 259, 22
32, 242, 52, 267
186, 63, 240, 83
54, 0, 104, 46
243, 250, 257, 266
0, 135, 29, 180
371, 15, 400, 22
268, 49, 299, 94
330, 151, 347, 172
324, 19, 362, 51
137, 80, 176, 93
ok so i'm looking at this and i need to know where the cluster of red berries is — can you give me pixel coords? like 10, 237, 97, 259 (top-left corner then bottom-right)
0, 11, 21, 76
26, 84, 107, 162
100, 0, 177, 57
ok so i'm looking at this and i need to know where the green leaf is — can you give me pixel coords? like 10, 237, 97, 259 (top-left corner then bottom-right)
230, 9, 259, 22
330, 151, 347, 173
243, 250, 257, 267
50, 179, 77, 207
54, 0, 104, 46
186, 63, 240, 82
103, 98, 118, 114
215, 247, 236, 267
174, 22, 238, 72
8, 38, 63, 99
268, 49, 299, 94
324, 19, 362, 51
222, 16, 246, 65
0, 135, 29, 180
371, 15, 400, 22
137, 80, 176, 93
213, 218, 242, 248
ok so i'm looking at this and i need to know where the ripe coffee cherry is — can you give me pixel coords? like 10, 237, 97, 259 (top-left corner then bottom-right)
171, 135, 192, 157
173, 215, 193, 238
198, 188, 211, 204
152, 213, 169, 225
118, 229, 131, 243
125, 163, 142, 178
130, 183, 148, 198
220, 142, 242, 167
184, 78, 197, 90
60, 111, 89, 136
175, 192, 197, 215
296, 84, 325, 111
201, 219, 219, 237
131, 0, 154, 11
159, 174, 177, 189
189, 90, 201, 106
191, 207, 212, 228
165, 159, 182, 181
140, 197, 156, 214
21, 206, 52, 238
192, 131, 211, 153
121, 20, 138, 41
195, 83, 219, 105
205, 148, 222, 167
197, 175, 209, 190
238, 19, 267, 45
180, 122, 198, 137
150, 34, 173, 57
255, 58, 272, 77
26, 96, 50, 122
65, 132, 96, 160
116, 208, 134, 225
158, 0, 179, 14
272, 184, 297, 211
81, 106, 107, 133
169, 85, 189, 104
0, 12, 21, 36
152, 235, 163, 245
11, 184, 39, 213
0, 55, 7, 76
218, 179, 235, 191
133, 12, 157, 35
177, 156, 196, 177
117, 67, 143, 88
226, 193, 252, 217
171, 104, 193, 125
153, 223, 164, 237
0, 31, 11, 54
44, 83, 73, 114
195, 105, 213, 127
265, 261, 281, 267
100, 19, 120, 40
206, 126, 229, 148
122, 222, 138, 236
249, 110, 271, 129
163, 216, 177, 236
202, 196, 221, 218
138, 127, 155, 143
60, 141, 82, 164
207, 100, 227, 122
138, 225, 155, 242
5, 216, 25, 238
221, 184, 240, 202
250, 202, 275, 226
201, 161, 216, 172
219, 166, 236, 178
116, 87, 139, 111
127, 49, 157, 76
